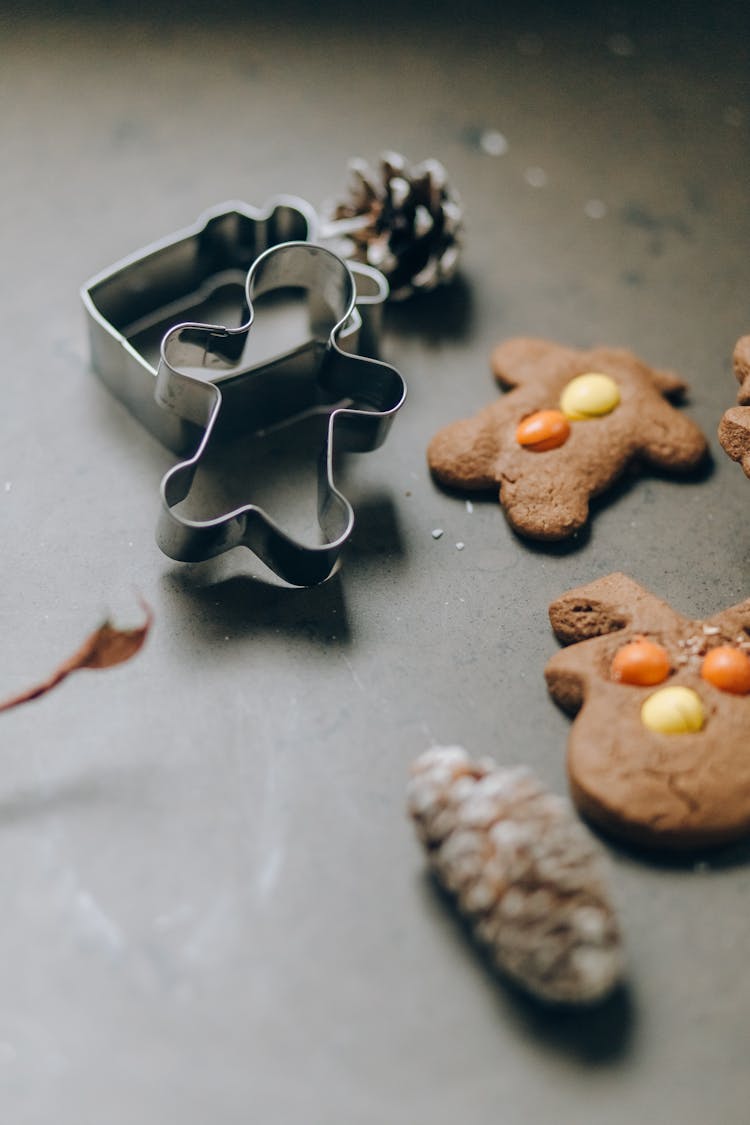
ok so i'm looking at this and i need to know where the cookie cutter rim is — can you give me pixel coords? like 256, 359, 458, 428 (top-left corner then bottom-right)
153, 240, 406, 586
81, 196, 390, 456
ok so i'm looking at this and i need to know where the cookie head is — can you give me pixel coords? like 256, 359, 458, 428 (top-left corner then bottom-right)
546, 573, 750, 851
427, 337, 707, 542
718, 336, 750, 477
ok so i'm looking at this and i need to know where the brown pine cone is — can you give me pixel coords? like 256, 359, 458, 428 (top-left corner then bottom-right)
325, 151, 463, 300
407, 746, 624, 1005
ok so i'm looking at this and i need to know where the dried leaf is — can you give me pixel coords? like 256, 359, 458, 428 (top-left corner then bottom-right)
0, 598, 153, 713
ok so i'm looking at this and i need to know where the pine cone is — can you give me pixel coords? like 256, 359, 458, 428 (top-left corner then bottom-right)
407, 746, 624, 1005
326, 151, 463, 300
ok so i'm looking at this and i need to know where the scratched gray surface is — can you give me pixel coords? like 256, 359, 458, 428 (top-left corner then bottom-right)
2, 2, 750, 1122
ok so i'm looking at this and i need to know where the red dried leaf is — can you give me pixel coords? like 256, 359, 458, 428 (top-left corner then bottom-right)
0, 599, 153, 714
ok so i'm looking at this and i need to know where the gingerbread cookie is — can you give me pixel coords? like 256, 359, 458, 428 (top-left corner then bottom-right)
427, 337, 708, 541
718, 335, 750, 476
545, 573, 750, 850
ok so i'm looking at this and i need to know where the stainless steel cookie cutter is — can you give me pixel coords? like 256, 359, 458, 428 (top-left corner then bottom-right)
155, 241, 405, 585
82, 197, 390, 456
82, 210, 405, 585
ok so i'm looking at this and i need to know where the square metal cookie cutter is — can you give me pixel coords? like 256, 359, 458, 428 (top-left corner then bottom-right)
82, 197, 390, 455
82, 201, 406, 586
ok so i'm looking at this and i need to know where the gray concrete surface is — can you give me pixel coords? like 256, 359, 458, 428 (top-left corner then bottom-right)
1, 3, 749, 1122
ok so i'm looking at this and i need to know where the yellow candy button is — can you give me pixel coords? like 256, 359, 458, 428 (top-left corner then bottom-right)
641, 686, 705, 734
560, 373, 620, 421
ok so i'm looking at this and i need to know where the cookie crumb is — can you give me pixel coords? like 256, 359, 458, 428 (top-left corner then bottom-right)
516, 33, 543, 55
456, 542, 465, 551
584, 199, 607, 220
432, 528, 444, 539
606, 33, 635, 57
524, 166, 548, 188
479, 130, 508, 157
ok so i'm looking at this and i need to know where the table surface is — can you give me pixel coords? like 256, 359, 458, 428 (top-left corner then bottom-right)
2, 3, 750, 1122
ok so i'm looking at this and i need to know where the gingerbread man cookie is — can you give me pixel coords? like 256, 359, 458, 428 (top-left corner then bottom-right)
545, 573, 750, 850
428, 337, 708, 541
718, 335, 750, 476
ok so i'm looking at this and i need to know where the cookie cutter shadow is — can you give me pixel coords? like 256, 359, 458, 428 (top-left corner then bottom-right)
160, 490, 407, 646
162, 565, 354, 646
384, 274, 474, 345
419, 873, 636, 1064
90, 357, 408, 619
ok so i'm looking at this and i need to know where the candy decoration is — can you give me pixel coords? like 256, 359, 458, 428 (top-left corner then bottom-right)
407, 746, 624, 1005
610, 637, 670, 686
641, 685, 705, 734
515, 409, 570, 452
560, 373, 620, 421
701, 646, 750, 695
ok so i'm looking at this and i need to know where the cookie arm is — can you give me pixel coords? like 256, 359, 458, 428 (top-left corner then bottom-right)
649, 367, 688, 400
638, 398, 708, 472
427, 412, 500, 490
544, 646, 593, 715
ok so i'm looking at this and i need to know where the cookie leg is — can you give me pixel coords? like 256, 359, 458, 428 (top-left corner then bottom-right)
499, 472, 591, 541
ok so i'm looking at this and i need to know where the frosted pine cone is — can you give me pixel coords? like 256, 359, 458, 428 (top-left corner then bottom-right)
325, 151, 463, 300
407, 747, 624, 1005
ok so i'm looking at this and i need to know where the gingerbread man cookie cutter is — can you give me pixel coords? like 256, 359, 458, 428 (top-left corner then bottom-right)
154, 241, 405, 586
546, 573, 750, 851
81, 197, 389, 455
82, 203, 405, 585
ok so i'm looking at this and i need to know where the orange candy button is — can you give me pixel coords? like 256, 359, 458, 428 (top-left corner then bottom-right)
611, 638, 670, 686
515, 409, 570, 452
700, 646, 750, 695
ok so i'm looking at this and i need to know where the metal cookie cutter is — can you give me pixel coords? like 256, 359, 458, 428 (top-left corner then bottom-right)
123, 239, 404, 585
82, 197, 390, 456
94, 228, 407, 585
